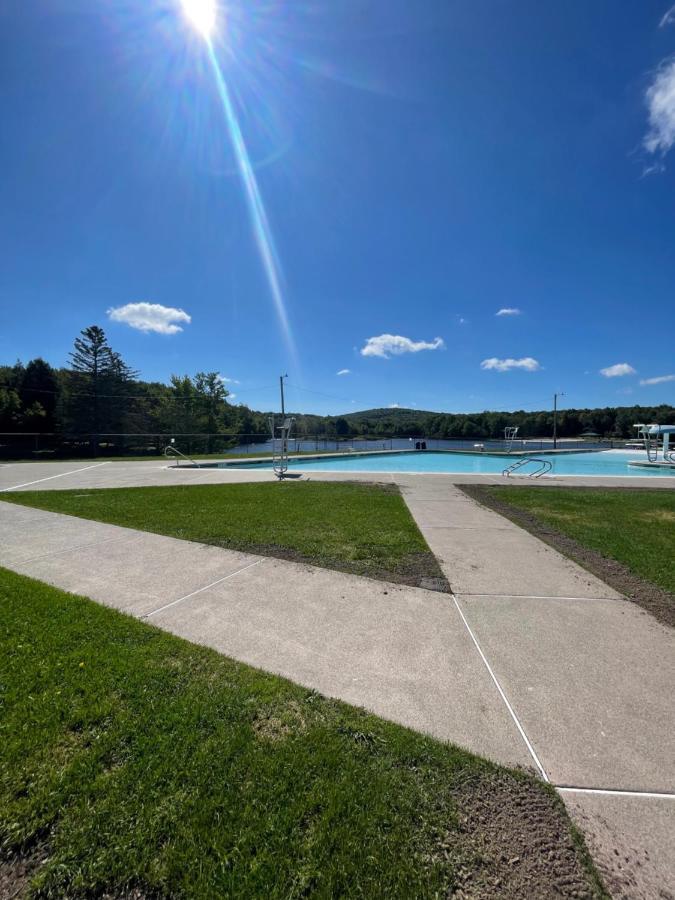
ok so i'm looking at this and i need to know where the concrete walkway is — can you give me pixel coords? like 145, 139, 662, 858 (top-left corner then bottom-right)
1, 470, 674, 896
398, 479, 675, 899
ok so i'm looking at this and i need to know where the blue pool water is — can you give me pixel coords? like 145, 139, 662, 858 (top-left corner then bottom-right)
229, 450, 673, 477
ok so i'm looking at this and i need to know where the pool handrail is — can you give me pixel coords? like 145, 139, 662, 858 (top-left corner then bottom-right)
164, 446, 200, 468
502, 457, 553, 478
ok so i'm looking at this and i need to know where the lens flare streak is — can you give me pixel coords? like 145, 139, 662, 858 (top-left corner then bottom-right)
205, 41, 296, 365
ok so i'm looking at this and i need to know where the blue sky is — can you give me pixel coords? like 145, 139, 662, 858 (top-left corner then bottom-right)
1, 0, 674, 416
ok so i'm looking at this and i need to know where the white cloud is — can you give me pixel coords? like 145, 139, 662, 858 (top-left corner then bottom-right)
336, 368, 351, 376
228, 393, 237, 400
495, 308, 522, 317
360, 334, 445, 359
642, 161, 666, 177
599, 363, 636, 378
480, 357, 541, 372
388, 403, 401, 408
660, 4, 675, 27
107, 302, 191, 335
219, 375, 240, 384
644, 59, 675, 157
639, 373, 675, 385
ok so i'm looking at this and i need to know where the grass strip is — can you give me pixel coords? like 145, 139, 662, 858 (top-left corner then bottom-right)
477, 487, 675, 593
1, 481, 446, 589
0, 568, 605, 898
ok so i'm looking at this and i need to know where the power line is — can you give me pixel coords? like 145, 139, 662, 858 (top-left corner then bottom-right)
0, 381, 278, 403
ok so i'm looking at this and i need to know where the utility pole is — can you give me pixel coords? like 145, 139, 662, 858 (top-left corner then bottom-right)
280, 374, 288, 418
553, 392, 565, 449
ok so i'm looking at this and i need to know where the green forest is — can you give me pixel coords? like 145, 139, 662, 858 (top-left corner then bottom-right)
1, 325, 673, 458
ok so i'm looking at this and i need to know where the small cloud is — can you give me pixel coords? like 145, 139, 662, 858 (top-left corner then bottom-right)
388, 403, 401, 408
617, 387, 634, 396
336, 368, 351, 376
599, 363, 636, 378
107, 302, 191, 335
495, 308, 522, 317
660, 4, 675, 27
457, 316, 468, 325
228, 393, 237, 400
640, 373, 675, 385
219, 375, 240, 384
480, 357, 541, 372
360, 334, 445, 359
642, 161, 666, 177
644, 58, 675, 158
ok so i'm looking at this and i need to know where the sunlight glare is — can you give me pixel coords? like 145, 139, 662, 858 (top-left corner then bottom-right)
179, 0, 217, 39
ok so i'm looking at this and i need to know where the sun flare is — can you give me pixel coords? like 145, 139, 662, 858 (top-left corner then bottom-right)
179, 0, 217, 39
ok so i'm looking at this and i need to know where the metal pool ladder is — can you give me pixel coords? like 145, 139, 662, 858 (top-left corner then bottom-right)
269, 416, 295, 479
502, 457, 552, 478
164, 446, 200, 468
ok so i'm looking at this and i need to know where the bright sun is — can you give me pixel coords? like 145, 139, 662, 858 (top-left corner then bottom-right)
179, 0, 217, 39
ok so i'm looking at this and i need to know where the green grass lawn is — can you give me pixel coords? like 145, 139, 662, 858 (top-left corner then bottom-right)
484, 487, 675, 594
2, 482, 446, 588
0, 568, 604, 898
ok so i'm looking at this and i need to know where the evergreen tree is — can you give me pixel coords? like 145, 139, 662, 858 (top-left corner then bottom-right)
19, 358, 59, 432
66, 326, 138, 447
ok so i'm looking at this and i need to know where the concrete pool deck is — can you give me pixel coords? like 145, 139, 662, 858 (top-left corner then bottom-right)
1, 457, 675, 493
1, 460, 674, 896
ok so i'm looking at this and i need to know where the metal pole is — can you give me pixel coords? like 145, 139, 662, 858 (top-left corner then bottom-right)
280, 374, 287, 418
553, 392, 565, 449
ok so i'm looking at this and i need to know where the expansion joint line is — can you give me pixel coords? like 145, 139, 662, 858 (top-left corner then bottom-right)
142, 558, 265, 619
1, 461, 109, 492
557, 786, 675, 800
450, 592, 549, 782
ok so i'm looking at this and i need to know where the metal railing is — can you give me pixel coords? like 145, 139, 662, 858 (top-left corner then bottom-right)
164, 446, 200, 468
502, 458, 553, 478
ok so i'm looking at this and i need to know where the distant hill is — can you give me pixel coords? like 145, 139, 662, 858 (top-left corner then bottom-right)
343, 407, 434, 420
328, 403, 675, 441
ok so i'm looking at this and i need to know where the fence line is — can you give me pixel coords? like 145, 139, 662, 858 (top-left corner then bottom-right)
0, 431, 633, 461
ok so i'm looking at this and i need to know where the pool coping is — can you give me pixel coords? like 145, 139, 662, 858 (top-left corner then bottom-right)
179, 448, 675, 480
188, 447, 605, 470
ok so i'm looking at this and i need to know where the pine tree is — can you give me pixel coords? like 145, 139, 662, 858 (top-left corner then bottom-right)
66, 326, 138, 449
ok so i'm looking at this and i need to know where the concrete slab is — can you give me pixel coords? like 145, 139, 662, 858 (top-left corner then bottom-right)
0, 461, 111, 492
152, 558, 533, 769
400, 483, 621, 599
562, 792, 675, 900
8, 533, 261, 618
0, 501, 133, 566
400, 497, 511, 530
457, 594, 675, 791
428, 526, 620, 598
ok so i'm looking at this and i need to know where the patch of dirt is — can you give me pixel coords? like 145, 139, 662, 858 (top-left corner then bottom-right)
641, 509, 675, 524
568, 804, 672, 900
459, 484, 675, 630
0, 846, 49, 900
0, 846, 154, 900
217, 541, 451, 593
445, 773, 606, 899
252, 699, 309, 743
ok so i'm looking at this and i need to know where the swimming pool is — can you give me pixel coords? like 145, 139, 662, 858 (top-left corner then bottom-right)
228, 449, 674, 478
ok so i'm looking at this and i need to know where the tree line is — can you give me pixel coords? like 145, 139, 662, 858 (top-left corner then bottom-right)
1, 325, 673, 458
0, 326, 268, 453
